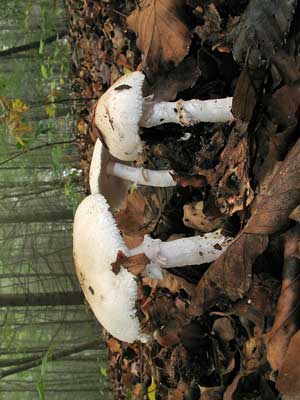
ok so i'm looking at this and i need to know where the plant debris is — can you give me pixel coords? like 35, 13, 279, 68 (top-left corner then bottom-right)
66, 0, 300, 398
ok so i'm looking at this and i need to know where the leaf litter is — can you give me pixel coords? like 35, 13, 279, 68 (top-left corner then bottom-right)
66, 0, 300, 398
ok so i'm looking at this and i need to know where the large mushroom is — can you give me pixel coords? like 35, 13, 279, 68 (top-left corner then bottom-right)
73, 193, 231, 342
93, 71, 234, 161
89, 138, 176, 209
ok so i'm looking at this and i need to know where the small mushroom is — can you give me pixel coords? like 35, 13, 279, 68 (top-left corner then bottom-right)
94, 71, 234, 161
73, 194, 231, 342
89, 139, 176, 209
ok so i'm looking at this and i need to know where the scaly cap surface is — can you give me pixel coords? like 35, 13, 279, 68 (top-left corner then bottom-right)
73, 194, 148, 342
94, 71, 145, 161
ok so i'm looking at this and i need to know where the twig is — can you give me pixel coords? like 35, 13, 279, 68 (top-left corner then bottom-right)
0, 139, 77, 167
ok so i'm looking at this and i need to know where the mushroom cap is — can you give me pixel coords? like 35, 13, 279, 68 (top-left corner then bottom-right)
73, 194, 148, 343
89, 138, 131, 210
94, 71, 145, 161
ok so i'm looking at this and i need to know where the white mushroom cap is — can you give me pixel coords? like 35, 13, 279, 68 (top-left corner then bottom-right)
94, 71, 145, 161
89, 139, 131, 210
73, 194, 148, 343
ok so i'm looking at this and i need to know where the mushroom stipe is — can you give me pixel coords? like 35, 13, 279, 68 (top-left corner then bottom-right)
94, 71, 234, 161
73, 193, 231, 342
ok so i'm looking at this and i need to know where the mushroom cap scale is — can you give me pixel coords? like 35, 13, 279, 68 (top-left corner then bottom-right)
73, 194, 147, 343
94, 71, 145, 161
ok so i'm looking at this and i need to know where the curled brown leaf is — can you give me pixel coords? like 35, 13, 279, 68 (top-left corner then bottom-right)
127, 0, 191, 78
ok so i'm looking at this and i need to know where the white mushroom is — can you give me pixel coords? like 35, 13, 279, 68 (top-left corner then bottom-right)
89, 139, 176, 208
73, 193, 148, 343
94, 71, 234, 161
73, 193, 231, 342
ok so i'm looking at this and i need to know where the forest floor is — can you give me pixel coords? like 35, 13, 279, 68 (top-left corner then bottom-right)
66, 0, 300, 399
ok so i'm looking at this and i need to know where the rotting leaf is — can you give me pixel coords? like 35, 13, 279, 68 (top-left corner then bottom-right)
183, 201, 222, 233
193, 3, 222, 45
232, 65, 265, 124
232, 275, 278, 331
276, 330, 300, 395
265, 255, 300, 371
127, 0, 191, 79
143, 271, 195, 297
227, 0, 297, 67
115, 187, 162, 241
107, 338, 121, 353
170, 172, 207, 189
189, 233, 268, 316
149, 56, 200, 102
111, 250, 150, 276
268, 83, 300, 129
289, 205, 300, 222
245, 138, 300, 235
194, 130, 254, 216
153, 319, 182, 347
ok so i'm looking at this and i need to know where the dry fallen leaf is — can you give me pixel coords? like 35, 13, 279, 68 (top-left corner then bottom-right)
149, 56, 200, 102
265, 256, 300, 371
189, 233, 269, 316
107, 338, 121, 353
289, 205, 300, 222
115, 187, 162, 241
276, 330, 300, 395
183, 201, 222, 233
143, 271, 195, 297
127, 0, 191, 78
170, 172, 207, 188
111, 250, 150, 276
245, 138, 300, 234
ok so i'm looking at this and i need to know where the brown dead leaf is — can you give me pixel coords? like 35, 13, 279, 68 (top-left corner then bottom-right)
111, 250, 150, 276
153, 319, 182, 347
289, 205, 300, 222
127, 0, 191, 78
215, 133, 254, 215
271, 50, 300, 85
265, 256, 300, 371
193, 3, 222, 45
115, 187, 162, 241
149, 56, 200, 102
245, 138, 300, 234
232, 65, 265, 124
189, 234, 268, 316
232, 275, 278, 331
268, 84, 300, 129
183, 201, 222, 233
132, 383, 144, 399
276, 330, 300, 395
143, 271, 195, 297
194, 130, 254, 216
107, 338, 121, 353
224, 373, 277, 400
223, 374, 241, 400
201, 386, 225, 400
167, 382, 189, 400
170, 172, 207, 188
212, 317, 235, 342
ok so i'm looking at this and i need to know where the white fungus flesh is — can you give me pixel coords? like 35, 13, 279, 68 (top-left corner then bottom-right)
94, 72, 145, 161
73, 194, 148, 343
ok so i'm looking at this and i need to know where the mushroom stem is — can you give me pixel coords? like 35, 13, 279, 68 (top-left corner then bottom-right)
129, 231, 230, 268
106, 161, 176, 187
141, 97, 234, 128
